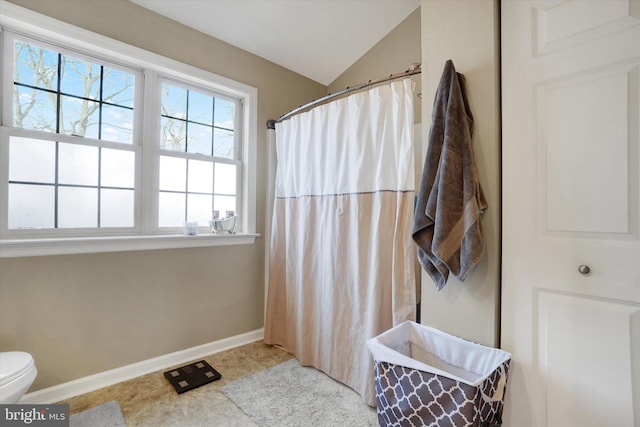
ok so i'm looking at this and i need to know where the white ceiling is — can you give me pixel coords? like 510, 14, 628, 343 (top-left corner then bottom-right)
130, 0, 420, 85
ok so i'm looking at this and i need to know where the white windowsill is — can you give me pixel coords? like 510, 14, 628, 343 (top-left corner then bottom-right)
0, 233, 260, 258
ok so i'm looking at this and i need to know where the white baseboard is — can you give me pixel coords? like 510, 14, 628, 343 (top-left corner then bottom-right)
20, 328, 264, 404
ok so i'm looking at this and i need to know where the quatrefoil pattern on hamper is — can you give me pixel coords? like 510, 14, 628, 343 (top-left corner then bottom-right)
373, 360, 510, 427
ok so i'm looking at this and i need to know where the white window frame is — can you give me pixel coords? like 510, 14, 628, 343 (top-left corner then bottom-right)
3, 33, 145, 237
0, 2, 258, 258
153, 76, 244, 234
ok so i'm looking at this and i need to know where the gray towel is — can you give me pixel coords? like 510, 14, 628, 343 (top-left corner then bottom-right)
412, 60, 487, 290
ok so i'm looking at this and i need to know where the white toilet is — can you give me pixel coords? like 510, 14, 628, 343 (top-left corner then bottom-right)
0, 352, 38, 404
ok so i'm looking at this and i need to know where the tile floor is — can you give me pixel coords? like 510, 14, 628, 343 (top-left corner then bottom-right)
58, 341, 294, 426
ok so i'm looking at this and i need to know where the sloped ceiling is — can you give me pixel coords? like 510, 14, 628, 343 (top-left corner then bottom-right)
130, 0, 420, 86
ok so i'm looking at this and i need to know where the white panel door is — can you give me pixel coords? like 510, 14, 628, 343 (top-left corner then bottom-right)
501, 1, 640, 426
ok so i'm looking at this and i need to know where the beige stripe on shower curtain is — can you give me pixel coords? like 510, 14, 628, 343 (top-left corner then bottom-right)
264, 78, 416, 407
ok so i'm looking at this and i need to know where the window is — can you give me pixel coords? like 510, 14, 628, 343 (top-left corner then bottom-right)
158, 80, 241, 228
0, 5, 258, 257
8, 37, 139, 231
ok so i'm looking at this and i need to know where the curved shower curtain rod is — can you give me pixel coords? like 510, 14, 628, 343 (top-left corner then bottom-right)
266, 63, 421, 129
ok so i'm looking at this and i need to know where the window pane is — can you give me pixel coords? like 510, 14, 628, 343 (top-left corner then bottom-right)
9, 137, 56, 183
58, 143, 98, 185
188, 91, 213, 125
161, 83, 186, 119
187, 122, 212, 155
214, 195, 236, 218
102, 104, 133, 143
188, 159, 213, 193
14, 86, 56, 132
60, 95, 100, 138
101, 189, 134, 227
214, 98, 235, 130
8, 183, 55, 229
101, 148, 135, 188
58, 186, 98, 228
213, 128, 234, 159
103, 67, 135, 108
159, 192, 185, 227
187, 194, 212, 225
14, 41, 58, 90
161, 117, 186, 151
60, 55, 100, 100
214, 163, 236, 195
159, 156, 186, 192
13, 41, 137, 146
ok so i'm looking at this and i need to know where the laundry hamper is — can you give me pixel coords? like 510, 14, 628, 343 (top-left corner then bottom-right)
367, 321, 511, 427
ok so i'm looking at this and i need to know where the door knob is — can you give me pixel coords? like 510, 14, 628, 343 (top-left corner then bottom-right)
578, 265, 591, 275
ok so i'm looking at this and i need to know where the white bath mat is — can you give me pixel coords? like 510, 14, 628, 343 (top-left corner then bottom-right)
70, 400, 126, 427
221, 359, 377, 427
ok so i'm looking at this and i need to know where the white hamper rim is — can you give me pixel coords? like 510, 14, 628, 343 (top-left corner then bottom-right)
367, 320, 511, 387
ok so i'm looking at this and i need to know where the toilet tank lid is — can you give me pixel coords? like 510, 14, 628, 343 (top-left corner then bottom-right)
0, 352, 35, 384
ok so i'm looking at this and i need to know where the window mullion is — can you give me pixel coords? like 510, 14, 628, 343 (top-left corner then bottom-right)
0, 33, 10, 236
184, 89, 189, 221
140, 69, 159, 234
56, 53, 62, 133
97, 65, 103, 228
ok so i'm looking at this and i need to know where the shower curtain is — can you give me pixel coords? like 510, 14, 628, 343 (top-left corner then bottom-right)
264, 78, 416, 406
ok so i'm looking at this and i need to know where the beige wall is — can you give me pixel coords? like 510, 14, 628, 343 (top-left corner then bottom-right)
328, 8, 422, 123
0, 0, 325, 391
419, 0, 501, 347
